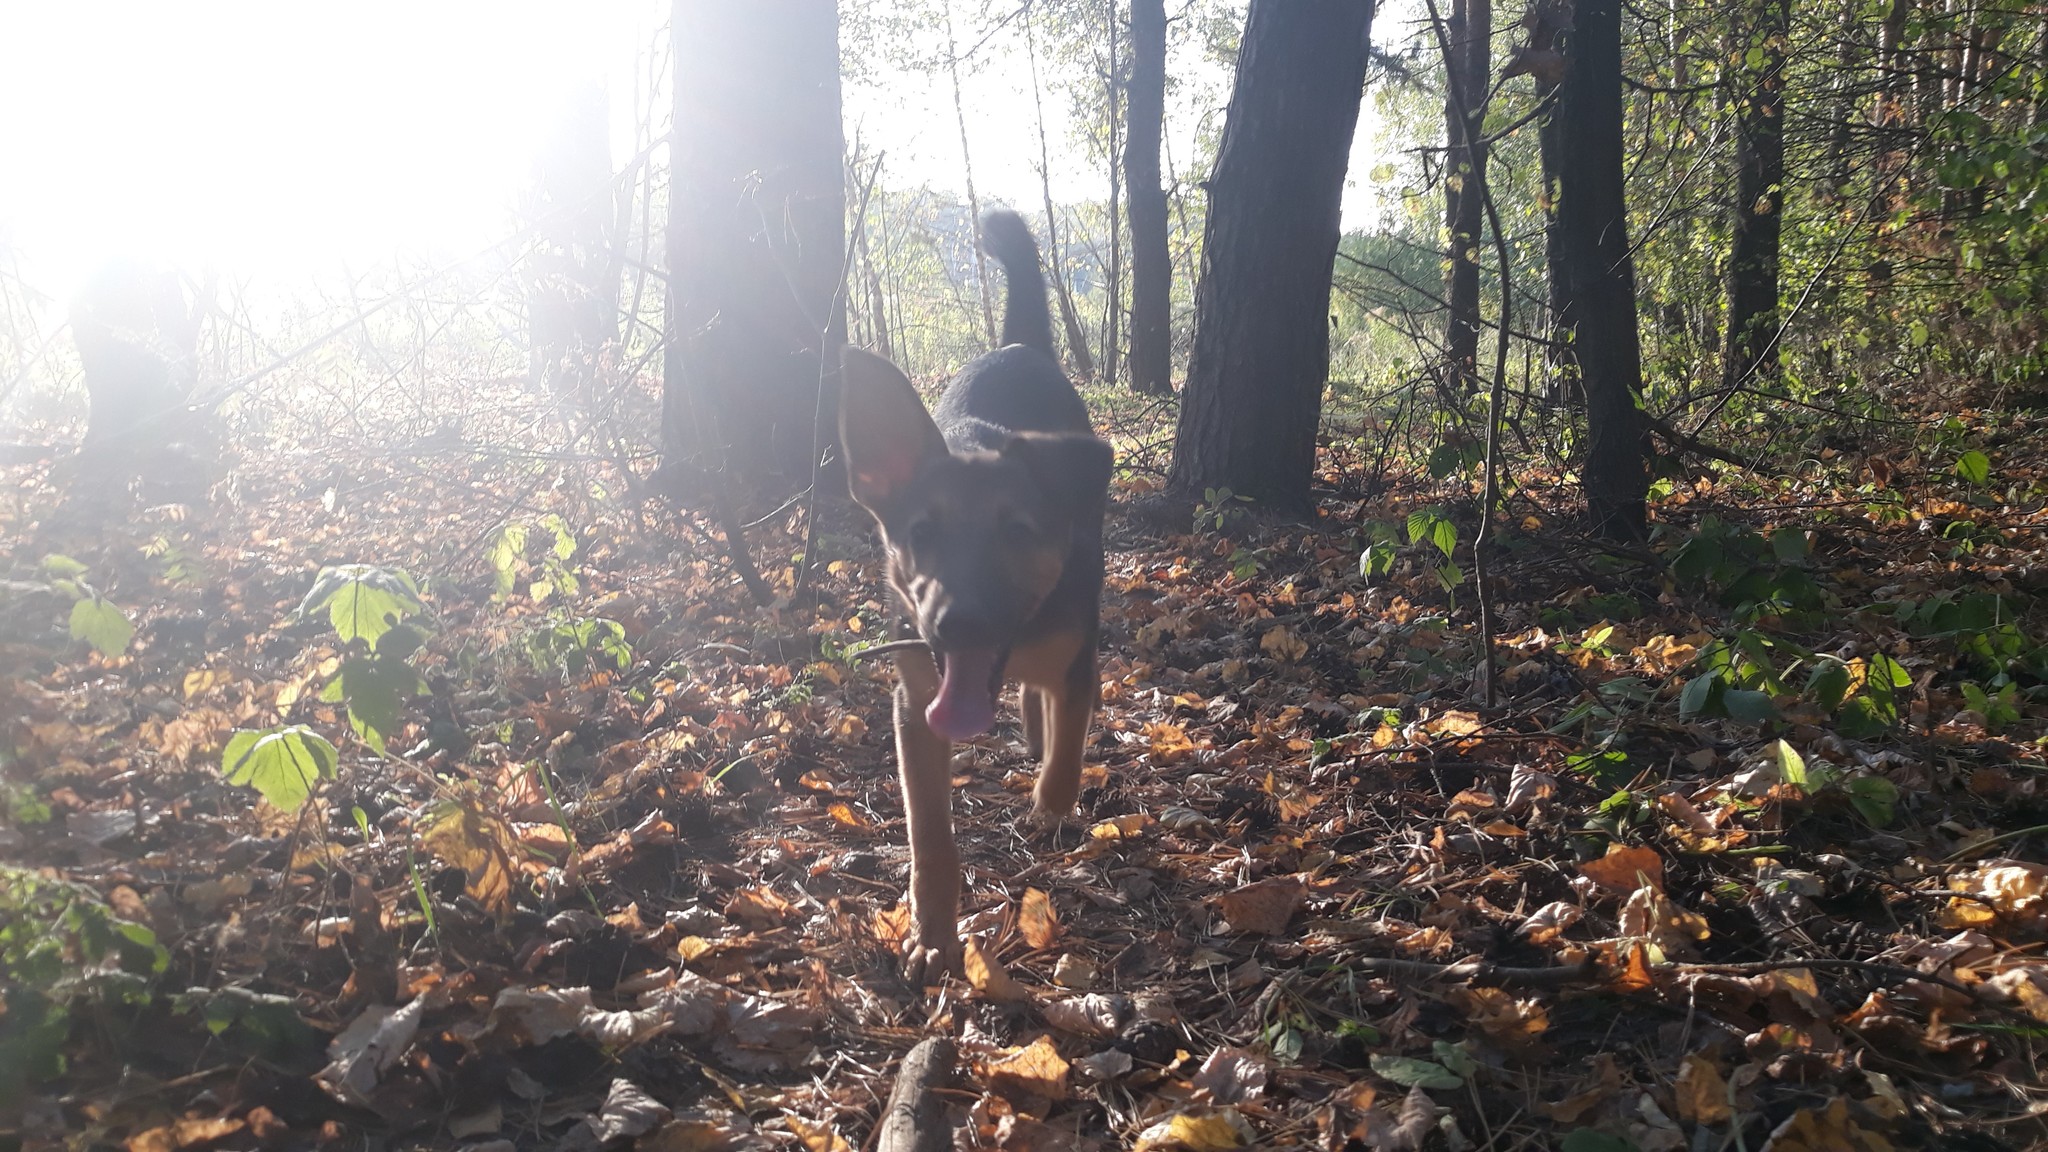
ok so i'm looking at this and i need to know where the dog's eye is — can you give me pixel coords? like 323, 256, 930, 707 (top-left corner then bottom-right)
1002, 512, 1039, 541
906, 516, 939, 550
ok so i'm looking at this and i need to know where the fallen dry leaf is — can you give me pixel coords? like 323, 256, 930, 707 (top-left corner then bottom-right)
1021, 887, 1059, 949
1217, 875, 1305, 935
1189, 1045, 1267, 1105
966, 936, 1034, 1002
1760, 1097, 1894, 1152
979, 1034, 1069, 1103
1579, 843, 1666, 894
1674, 1052, 1732, 1124
1131, 1108, 1254, 1152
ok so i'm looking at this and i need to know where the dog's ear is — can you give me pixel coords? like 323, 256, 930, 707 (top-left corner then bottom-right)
1003, 431, 1114, 516
840, 346, 946, 511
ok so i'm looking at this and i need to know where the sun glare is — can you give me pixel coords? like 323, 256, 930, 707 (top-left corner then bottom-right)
0, 2, 659, 299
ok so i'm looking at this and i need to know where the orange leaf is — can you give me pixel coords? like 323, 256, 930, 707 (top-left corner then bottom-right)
965, 937, 1033, 1003
1218, 876, 1306, 936
1020, 888, 1059, 949
1578, 843, 1665, 894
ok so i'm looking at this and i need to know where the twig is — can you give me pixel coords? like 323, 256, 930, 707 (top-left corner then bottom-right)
877, 1036, 957, 1152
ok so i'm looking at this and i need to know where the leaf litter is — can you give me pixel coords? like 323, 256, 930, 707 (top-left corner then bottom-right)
1, 421, 2047, 1148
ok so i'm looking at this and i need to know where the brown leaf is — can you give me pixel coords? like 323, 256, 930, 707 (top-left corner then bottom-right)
1189, 1045, 1267, 1105
783, 1114, 852, 1152
979, 1034, 1069, 1103
1218, 875, 1305, 935
1021, 887, 1060, 949
1578, 843, 1665, 895
724, 885, 794, 930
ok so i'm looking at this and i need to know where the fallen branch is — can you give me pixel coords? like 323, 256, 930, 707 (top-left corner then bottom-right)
878, 1036, 957, 1152
852, 638, 931, 661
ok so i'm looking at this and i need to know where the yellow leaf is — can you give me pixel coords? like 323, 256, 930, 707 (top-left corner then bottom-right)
964, 937, 1033, 1003
1020, 888, 1059, 950
183, 667, 231, 699
1674, 1053, 1731, 1124
1259, 626, 1308, 663
1760, 1097, 1894, 1152
1578, 843, 1665, 894
826, 802, 869, 830
1131, 1108, 1254, 1152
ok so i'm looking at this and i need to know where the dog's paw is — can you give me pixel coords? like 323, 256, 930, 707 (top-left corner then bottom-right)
902, 935, 962, 987
1025, 804, 1075, 842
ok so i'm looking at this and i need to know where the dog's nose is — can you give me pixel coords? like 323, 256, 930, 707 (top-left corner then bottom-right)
929, 605, 1000, 651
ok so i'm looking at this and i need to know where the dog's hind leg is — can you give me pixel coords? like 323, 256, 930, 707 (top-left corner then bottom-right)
1030, 653, 1097, 830
893, 648, 960, 983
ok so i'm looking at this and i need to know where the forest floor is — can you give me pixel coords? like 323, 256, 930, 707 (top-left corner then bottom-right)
3, 404, 2047, 1152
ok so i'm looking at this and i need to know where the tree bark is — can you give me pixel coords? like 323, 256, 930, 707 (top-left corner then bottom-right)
1441, 0, 1492, 392
1506, 0, 1573, 395
1552, 0, 1648, 539
1168, 0, 1374, 515
1720, 0, 1787, 394
664, 0, 846, 484
1126, 0, 1173, 396
1101, 0, 1124, 390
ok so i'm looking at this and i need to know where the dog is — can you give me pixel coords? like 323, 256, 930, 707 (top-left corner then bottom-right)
839, 209, 1114, 982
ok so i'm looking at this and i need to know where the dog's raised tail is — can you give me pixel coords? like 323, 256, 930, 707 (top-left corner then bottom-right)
980, 209, 1055, 359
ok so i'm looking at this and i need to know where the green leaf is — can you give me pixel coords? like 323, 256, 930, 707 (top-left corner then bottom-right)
1769, 527, 1809, 565
1723, 688, 1779, 723
38, 554, 88, 579
1359, 541, 1395, 581
1956, 450, 1991, 486
1908, 320, 1929, 348
1806, 658, 1851, 712
329, 651, 427, 754
1847, 776, 1898, 828
296, 564, 424, 651
1743, 45, 1766, 70
69, 596, 133, 657
221, 726, 337, 812
1678, 672, 1719, 718
1432, 1041, 1478, 1077
1370, 1054, 1463, 1090
1775, 739, 1809, 788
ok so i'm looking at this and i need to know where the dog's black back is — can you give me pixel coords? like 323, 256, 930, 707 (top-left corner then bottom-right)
932, 211, 1090, 452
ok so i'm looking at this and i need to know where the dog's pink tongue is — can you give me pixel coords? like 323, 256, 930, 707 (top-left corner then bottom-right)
926, 647, 999, 741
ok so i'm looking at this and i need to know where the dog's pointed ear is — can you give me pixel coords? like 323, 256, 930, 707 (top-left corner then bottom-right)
840, 346, 946, 511
1003, 431, 1114, 515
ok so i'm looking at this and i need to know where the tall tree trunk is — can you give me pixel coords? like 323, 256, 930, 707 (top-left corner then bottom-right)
943, 1, 998, 352
664, 0, 846, 483
1125, 0, 1173, 396
1441, 0, 1493, 392
1101, 0, 1124, 390
1026, 12, 1098, 379
1720, 0, 1788, 394
1168, 0, 1374, 515
1553, 0, 1648, 538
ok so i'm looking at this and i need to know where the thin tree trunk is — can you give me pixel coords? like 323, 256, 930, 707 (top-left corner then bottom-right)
1441, 0, 1492, 392
1126, 0, 1173, 395
1168, 0, 1374, 515
1101, 0, 1123, 390
1026, 12, 1098, 379
1553, 0, 1648, 539
944, 0, 998, 351
1507, 0, 1572, 397
1720, 0, 1788, 394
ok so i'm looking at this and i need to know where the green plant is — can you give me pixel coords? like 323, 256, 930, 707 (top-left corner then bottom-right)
486, 515, 582, 603
1961, 680, 2023, 731
1774, 740, 1898, 828
1666, 518, 1826, 623
520, 616, 632, 682
1, 866, 167, 1095
39, 554, 133, 658
1193, 486, 1252, 533
294, 565, 431, 753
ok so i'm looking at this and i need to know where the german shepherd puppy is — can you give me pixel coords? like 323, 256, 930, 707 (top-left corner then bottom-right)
839, 210, 1113, 981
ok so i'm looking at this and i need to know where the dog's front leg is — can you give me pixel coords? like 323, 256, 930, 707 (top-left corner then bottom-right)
893, 648, 960, 983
